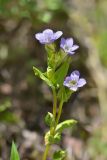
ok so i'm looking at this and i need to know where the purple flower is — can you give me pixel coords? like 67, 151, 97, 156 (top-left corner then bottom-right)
63, 70, 86, 91
35, 29, 63, 44
60, 38, 79, 55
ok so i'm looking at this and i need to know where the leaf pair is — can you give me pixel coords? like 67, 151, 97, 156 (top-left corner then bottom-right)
45, 112, 77, 145
45, 131, 61, 145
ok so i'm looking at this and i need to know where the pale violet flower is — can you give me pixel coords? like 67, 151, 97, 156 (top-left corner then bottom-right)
35, 29, 63, 44
60, 38, 79, 55
63, 70, 86, 91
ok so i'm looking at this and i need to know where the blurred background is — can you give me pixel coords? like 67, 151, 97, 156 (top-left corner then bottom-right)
0, 0, 107, 159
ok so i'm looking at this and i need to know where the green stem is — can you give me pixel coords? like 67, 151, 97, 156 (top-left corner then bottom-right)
56, 98, 63, 126
52, 88, 57, 119
42, 88, 57, 160
42, 145, 50, 160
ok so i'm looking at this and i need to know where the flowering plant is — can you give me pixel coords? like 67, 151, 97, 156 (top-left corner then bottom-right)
10, 29, 86, 160
34, 29, 86, 160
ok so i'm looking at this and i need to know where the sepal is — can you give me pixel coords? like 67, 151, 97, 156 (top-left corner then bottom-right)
45, 44, 56, 68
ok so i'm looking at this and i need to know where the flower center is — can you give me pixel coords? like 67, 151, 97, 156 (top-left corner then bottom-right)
47, 36, 51, 41
65, 45, 69, 51
70, 80, 77, 86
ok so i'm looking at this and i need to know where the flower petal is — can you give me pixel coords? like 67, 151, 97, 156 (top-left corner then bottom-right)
70, 85, 78, 91
60, 38, 66, 48
68, 51, 75, 55
54, 31, 63, 40
66, 38, 73, 47
43, 29, 53, 35
70, 70, 80, 80
71, 45, 79, 51
63, 76, 71, 87
35, 33, 43, 40
72, 70, 80, 76
63, 82, 70, 87
78, 78, 86, 87
65, 76, 71, 81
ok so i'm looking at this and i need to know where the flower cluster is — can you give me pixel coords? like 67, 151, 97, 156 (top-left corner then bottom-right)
34, 28, 87, 160
35, 29, 86, 91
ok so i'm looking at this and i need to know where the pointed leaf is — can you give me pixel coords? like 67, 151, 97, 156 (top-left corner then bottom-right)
10, 141, 20, 160
54, 133, 61, 144
45, 112, 55, 127
55, 119, 77, 133
53, 60, 70, 87
33, 66, 54, 88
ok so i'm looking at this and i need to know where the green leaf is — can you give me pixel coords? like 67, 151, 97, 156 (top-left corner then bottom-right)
33, 66, 54, 88
45, 131, 54, 145
46, 66, 54, 79
10, 141, 20, 160
55, 119, 77, 133
45, 112, 55, 127
58, 87, 73, 102
45, 131, 61, 145
53, 150, 67, 160
54, 132, 61, 143
53, 60, 70, 87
